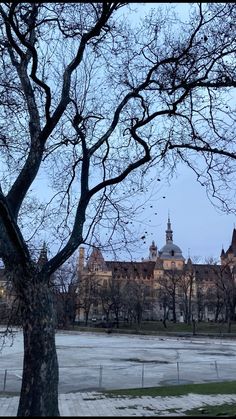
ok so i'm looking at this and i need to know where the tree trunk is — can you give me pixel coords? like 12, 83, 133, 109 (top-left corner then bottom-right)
17, 280, 59, 417
162, 318, 167, 328
172, 296, 176, 323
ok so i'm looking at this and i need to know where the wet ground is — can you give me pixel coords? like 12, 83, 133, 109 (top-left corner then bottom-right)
0, 330, 236, 393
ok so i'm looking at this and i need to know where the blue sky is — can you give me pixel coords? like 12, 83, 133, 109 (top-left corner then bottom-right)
137, 164, 236, 263
36, 4, 236, 265
112, 3, 236, 263
1, 3, 233, 267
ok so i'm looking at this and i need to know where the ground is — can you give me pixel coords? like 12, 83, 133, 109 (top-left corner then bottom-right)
0, 329, 236, 393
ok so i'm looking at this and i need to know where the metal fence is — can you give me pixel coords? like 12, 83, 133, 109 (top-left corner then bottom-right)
1, 360, 236, 394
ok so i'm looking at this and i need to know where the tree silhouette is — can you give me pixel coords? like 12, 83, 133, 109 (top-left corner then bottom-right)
0, 3, 236, 416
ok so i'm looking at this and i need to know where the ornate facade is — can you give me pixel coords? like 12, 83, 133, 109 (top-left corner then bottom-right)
0, 219, 236, 325
76, 218, 236, 324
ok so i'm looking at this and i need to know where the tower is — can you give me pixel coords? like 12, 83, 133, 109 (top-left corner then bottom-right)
87, 246, 107, 271
166, 215, 173, 244
159, 215, 185, 269
149, 241, 158, 260
221, 228, 236, 267
78, 247, 85, 273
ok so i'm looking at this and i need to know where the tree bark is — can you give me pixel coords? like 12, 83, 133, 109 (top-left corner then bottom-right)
17, 280, 59, 417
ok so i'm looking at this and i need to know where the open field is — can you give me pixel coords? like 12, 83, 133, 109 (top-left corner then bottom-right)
1, 330, 236, 416
0, 329, 236, 393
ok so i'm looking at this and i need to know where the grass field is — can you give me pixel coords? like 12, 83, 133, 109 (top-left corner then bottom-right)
72, 320, 236, 337
185, 403, 236, 416
104, 380, 236, 416
105, 380, 236, 397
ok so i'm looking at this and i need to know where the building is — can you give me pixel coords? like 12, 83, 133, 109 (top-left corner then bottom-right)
76, 218, 236, 324
0, 220, 236, 326
0, 243, 51, 324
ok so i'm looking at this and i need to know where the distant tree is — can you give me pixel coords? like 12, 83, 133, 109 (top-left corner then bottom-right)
157, 287, 171, 328
158, 269, 182, 323
0, 3, 236, 416
197, 258, 224, 323
53, 256, 77, 328
123, 278, 150, 327
178, 267, 195, 324
108, 277, 124, 328
122, 280, 137, 325
209, 260, 236, 331
98, 281, 113, 326
196, 283, 205, 322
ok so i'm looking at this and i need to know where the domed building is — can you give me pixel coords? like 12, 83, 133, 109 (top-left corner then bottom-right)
158, 216, 185, 270
76, 216, 234, 324
77, 215, 191, 323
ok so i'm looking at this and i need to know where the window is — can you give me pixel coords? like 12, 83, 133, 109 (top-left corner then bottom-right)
171, 250, 175, 256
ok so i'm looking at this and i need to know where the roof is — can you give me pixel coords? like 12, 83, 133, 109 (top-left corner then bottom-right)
106, 261, 155, 279
191, 263, 221, 281
154, 259, 164, 269
159, 243, 185, 260
225, 228, 236, 257
87, 247, 108, 271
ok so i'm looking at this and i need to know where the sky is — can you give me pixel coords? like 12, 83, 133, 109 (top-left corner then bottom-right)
134, 164, 236, 263
105, 3, 236, 264
1, 3, 235, 268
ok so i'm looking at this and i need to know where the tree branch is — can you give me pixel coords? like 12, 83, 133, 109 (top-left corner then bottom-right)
168, 142, 236, 159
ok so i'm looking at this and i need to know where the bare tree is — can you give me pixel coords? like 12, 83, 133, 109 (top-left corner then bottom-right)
122, 280, 137, 326
0, 3, 236, 416
209, 261, 236, 331
98, 281, 114, 327
122, 278, 150, 327
157, 287, 171, 328
53, 256, 78, 328
108, 277, 124, 328
198, 258, 224, 323
178, 266, 195, 324
158, 269, 182, 323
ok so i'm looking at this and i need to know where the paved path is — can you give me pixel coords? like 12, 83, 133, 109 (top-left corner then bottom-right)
1, 392, 236, 416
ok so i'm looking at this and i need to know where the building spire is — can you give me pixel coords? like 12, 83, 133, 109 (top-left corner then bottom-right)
166, 215, 173, 244
149, 240, 158, 260
231, 228, 236, 250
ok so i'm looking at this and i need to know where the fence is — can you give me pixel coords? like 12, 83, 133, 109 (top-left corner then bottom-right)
1, 360, 236, 393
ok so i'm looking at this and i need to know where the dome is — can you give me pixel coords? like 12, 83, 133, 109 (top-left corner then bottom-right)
159, 243, 185, 260
158, 216, 185, 261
